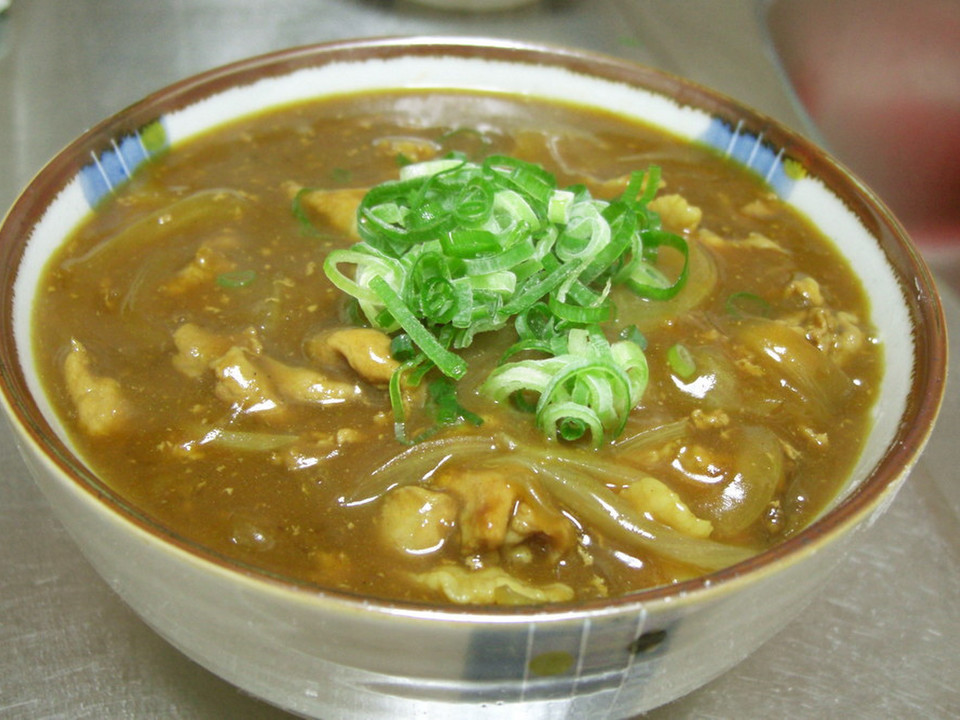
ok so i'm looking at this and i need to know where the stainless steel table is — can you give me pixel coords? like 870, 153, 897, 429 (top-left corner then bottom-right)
1, 2, 957, 718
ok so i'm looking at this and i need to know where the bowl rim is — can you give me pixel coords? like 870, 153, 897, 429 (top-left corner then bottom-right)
0, 35, 948, 619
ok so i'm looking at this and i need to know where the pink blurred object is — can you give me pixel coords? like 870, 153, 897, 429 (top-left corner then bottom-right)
768, 0, 960, 249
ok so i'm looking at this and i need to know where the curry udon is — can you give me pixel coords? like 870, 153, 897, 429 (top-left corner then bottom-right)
33, 91, 881, 604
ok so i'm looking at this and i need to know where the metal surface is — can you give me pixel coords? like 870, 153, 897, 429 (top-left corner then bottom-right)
0, 1, 957, 718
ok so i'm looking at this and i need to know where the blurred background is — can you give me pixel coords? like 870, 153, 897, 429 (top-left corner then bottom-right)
1, 1, 957, 718
767, 0, 960, 287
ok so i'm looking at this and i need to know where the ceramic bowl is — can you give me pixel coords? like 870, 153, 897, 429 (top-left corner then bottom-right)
0, 37, 946, 719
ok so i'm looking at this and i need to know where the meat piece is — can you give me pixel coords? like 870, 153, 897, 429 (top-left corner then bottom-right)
696, 228, 725, 250
373, 136, 439, 164
277, 427, 372, 471
211, 347, 363, 418
437, 467, 575, 554
413, 564, 574, 605
160, 237, 238, 296
738, 232, 783, 251
696, 227, 785, 252
620, 476, 713, 539
740, 197, 778, 219
648, 193, 702, 233
176, 322, 364, 416
788, 307, 866, 365
784, 273, 825, 307
505, 486, 577, 554
438, 469, 516, 553
379, 486, 459, 556
277, 432, 338, 470
172, 323, 261, 378
779, 273, 868, 362
285, 184, 366, 238
689, 408, 730, 430
258, 354, 364, 406
173, 323, 363, 415
305, 327, 399, 385
588, 168, 663, 200
210, 346, 286, 419
62, 339, 131, 436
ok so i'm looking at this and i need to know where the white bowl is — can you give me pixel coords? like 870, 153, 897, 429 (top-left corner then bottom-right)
0, 37, 946, 719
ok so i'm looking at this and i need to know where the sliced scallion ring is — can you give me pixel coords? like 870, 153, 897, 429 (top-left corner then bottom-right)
317, 153, 688, 444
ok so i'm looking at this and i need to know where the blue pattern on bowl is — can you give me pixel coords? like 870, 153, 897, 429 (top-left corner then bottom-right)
700, 117, 797, 197
79, 120, 168, 207
76, 113, 798, 213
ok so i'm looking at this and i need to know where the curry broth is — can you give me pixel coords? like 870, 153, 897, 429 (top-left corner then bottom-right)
33, 91, 881, 603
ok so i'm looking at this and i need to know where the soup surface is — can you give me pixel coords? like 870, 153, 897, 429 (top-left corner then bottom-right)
34, 91, 881, 605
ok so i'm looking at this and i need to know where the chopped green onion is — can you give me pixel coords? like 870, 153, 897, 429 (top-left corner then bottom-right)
292, 187, 323, 237
390, 333, 417, 362
318, 154, 686, 444
397, 157, 457, 181
548, 294, 611, 325
369, 275, 467, 380
515, 302, 555, 341
480, 326, 648, 447
618, 230, 689, 300
548, 189, 575, 224
726, 291, 771, 318
388, 357, 424, 445
619, 325, 648, 350
666, 343, 697, 379
429, 377, 484, 427
216, 269, 257, 288
388, 361, 482, 445
323, 246, 406, 326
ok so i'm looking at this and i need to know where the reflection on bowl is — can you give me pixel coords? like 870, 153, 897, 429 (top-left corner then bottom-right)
0, 38, 946, 719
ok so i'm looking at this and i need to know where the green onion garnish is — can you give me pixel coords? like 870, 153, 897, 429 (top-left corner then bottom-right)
480, 327, 649, 448
318, 153, 688, 445
390, 333, 417, 362
666, 343, 697, 379
292, 187, 323, 237
429, 377, 484, 428
619, 324, 648, 350
726, 291, 771, 318
216, 269, 257, 288
369, 275, 467, 380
